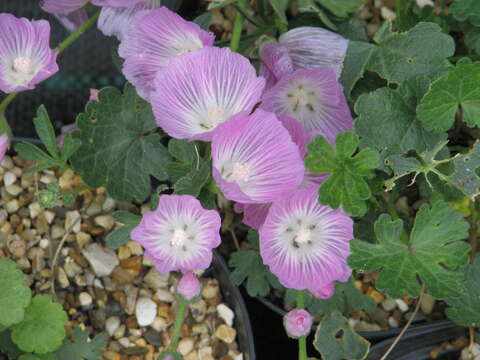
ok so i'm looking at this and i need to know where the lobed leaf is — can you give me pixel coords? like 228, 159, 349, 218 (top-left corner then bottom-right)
55, 327, 107, 360
450, 0, 480, 26
451, 141, 480, 199
33, 105, 59, 159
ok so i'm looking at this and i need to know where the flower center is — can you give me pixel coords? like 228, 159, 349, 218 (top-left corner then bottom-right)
295, 316, 306, 327
295, 228, 312, 244
287, 85, 316, 113
170, 229, 188, 248
208, 106, 224, 126
177, 48, 192, 55
13, 57, 32, 73
231, 162, 251, 182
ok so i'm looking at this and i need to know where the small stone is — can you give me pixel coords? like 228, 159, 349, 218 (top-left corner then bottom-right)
371, 308, 389, 328
202, 281, 219, 299
64, 259, 82, 278
367, 289, 385, 304
381, 298, 397, 312
104, 351, 121, 360
420, 293, 435, 315
125, 315, 138, 329
65, 210, 82, 233
51, 225, 66, 240
215, 324, 236, 344
185, 351, 199, 360
8, 239, 26, 257
117, 245, 131, 260
192, 323, 208, 335
106, 316, 121, 336
178, 337, 195, 356
127, 241, 143, 256
118, 337, 132, 348
113, 324, 126, 339
102, 197, 116, 212
395, 299, 409, 312
381, 6, 396, 21
79, 292, 93, 306
76, 232, 91, 248
111, 266, 136, 284
6, 199, 19, 213
82, 243, 119, 277
124, 284, 138, 315
56, 267, 70, 288
155, 288, 175, 303
94, 214, 115, 230
144, 268, 169, 289
39, 239, 50, 249
144, 329, 163, 346
354, 321, 382, 332
28, 202, 42, 219
135, 297, 157, 327
189, 299, 207, 322
217, 304, 234, 326
6, 184, 22, 196
151, 317, 166, 332
3, 171, 16, 186
388, 316, 399, 328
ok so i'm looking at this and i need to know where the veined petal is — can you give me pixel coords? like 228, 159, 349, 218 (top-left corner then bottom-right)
212, 109, 304, 203
119, 7, 215, 100
259, 187, 353, 296
97, 4, 145, 40
40, 0, 88, 14
0, 14, 58, 94
131, 195, 221, 273
261, 67, 352, 143
53, 8, 88, 32
152, 47, 265, 140
259, 41, 293, 90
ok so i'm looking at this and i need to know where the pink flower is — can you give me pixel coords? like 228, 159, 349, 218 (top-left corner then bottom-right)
211, 109, 304, 203
259, 187, 353, 298
0, 134, 9, 164
131, 195, 221, 273
89, 88, 99, 101
0, 13, 59, 93
177, 272, 202, 300
283, 309, 313, 338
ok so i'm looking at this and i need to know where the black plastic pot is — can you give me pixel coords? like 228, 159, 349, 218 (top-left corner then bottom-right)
366, 320, 467, 360
255, 295, 454, 342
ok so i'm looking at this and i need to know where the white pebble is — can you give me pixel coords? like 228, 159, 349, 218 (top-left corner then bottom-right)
39, 239, 50, 249
118, 337, 132, 348
395, 299, 409, 312
3, 171, 16, 186
217, 303, 235, 326
78, 292, 92, 306
105, 316, 120, 336
155, 288, 175, 303
381, 6, 396, 21
388, 317, 399, 328
178, 337, 195, 356
135, 297, 157, 327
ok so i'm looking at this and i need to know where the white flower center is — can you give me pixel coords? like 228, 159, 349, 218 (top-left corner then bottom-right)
295, 228, 312, 244
170, 229, 188, 248
231, 162, 251, 182
13, 57, 32, 73
208, 106, 224, 126
177, 48, 192, 55
287, 85, 317, 113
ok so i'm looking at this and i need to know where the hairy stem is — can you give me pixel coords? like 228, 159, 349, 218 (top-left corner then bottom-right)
380, 282, 425, 360
230, 0, 247, 52
296, 291, 307, 360
168, 297, 187, 351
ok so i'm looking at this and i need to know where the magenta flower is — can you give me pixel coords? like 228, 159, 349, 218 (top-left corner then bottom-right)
260, 27, 348, 88
211, 109, 304, 203
236, 203, 271, 230
259, 187, 353, 297
177, 272, 202, 300
283, 309, 313, 338
131, 195, 221, 273
261, 67, 352, 143
0, 134, 8, 164
151, 47, 265, 141
0, 14, 59, 94
40, 0, 88, 14
119, 7, 214, 100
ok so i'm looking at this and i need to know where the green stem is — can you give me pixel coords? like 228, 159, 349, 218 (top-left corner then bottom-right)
0, 11, 100, 126
230, 0, 247, 52
54, 11, 101, 53
296, 291, 307, 360
168, 297, 187, 351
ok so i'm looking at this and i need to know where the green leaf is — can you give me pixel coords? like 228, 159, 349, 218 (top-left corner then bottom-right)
229, 249, 283, 297
55, 327, 107, 360
193, 12, 212, 30
18, 353, 57, 360
207, 0, 237, 10
269, 0, 290, 24
297, 2, 338, 30
0, 331, 22, 359
355, 76, 447, 162
14, 142, 55, 164
450, 0, 480, 26
60, 133, 82, 163
174, 159, 211, 197
451, 140, 480, 198
417, 61, 480, 132
12, 295, 68, 354
313, 311, 370, 360
349, 201, 470, 299
317, 0, 363, 18
168, 139, 197, 164
0, 259, 32, 328
70, 83, 171, 203
445, 257, 480, 327
305, 132, 379, 217
340, 41, 376, 98
105, 211, 141, 250
33, 105, 59, 159
366, 22, 455, 84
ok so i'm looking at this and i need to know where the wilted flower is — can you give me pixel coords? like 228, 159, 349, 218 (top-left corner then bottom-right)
131, 195, 221, 273
259, 187, 352, 298
261, 67, 352, 143
0, 13, 59, 93
177, 272, 202, 300
0, 134, 8, 164
119, 7, 214, 100
260, 26, 348, 89
212, 109, 304, 203
151, 46, 265, 141
283, 309, 313, 338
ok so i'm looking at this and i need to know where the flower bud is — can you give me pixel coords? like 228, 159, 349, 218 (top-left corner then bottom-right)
283, 309, 313, 339
309, 282, 334, 299
0, 134, 8, 164
177, 272, 201, 301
